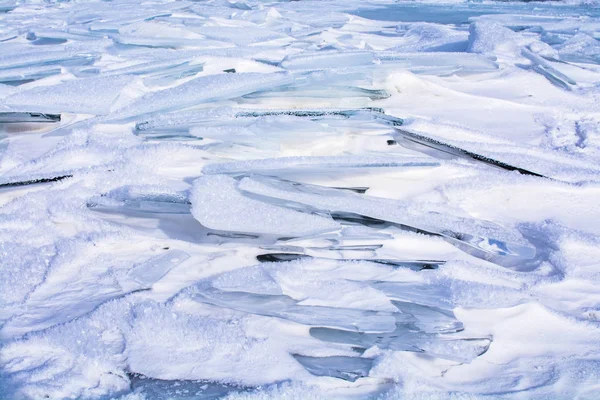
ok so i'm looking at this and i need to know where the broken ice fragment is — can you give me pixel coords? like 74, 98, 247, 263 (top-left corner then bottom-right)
292, 354, 374, 382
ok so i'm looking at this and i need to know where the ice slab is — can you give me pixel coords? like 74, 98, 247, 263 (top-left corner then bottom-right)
0, 65, 62, 85
256, 253, 442, 271
242, 84, 390, 101
377, 52, 499, 76
392, 128, 547, 178
557, 33, 600, 65
189, 26, 289, 46
0, 49, 97, 70
391, 300, 462, 334
123, 250, 190, 290
1, 250, 189, 338
0, 112, 61, 124
135, 108, 236, 133
280, 51, 375, 70
190, 175, 340, 237
390, 23, 469, 53
522, 49, 577, 91
88, 187, 192, 215
114, 21, 233, 49
292, 354, 374, 382
203, 155, 437, 176
191, 286, 398, 333
0, 1, 16, 13
104, 58, 205, 86
237, 176, 536, 266
352, 4, 502, 24
133, 108, 404, 144
4, 76, 132, 115
234, 107, 403, 126
310, 327, 491, 364
0, 174, 72, 189
114, 72, 293, 120
369, 281, 453, 310
128, 374, 250, 399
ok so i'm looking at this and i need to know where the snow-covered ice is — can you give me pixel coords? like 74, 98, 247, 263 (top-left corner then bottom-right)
1, 0, 600, 399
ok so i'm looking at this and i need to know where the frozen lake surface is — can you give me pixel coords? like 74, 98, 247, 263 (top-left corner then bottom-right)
1, 0, 600, 399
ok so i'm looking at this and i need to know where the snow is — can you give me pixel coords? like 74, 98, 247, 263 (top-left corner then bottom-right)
1, 0, 600, 399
